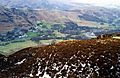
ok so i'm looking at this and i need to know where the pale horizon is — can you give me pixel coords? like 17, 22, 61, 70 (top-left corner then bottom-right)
69, 0, 120, 6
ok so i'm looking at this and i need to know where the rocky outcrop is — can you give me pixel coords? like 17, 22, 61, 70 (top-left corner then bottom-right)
0, 37, 120, 78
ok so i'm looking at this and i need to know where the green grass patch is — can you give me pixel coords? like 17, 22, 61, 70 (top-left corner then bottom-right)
26, 31, 39, 38
0, 40, 38, 56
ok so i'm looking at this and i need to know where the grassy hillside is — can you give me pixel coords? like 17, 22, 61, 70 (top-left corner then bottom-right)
0, 40, 37, 56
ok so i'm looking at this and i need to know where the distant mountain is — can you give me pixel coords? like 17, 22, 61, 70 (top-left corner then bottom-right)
0, 0, 71, 10
1, 4, 120, 32
1, 0, 120, 10
1, 4, 120, 37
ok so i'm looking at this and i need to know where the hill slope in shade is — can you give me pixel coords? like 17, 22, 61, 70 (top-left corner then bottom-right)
0, 34, 120, 78
0, 6, 37, 33
1, 5, 120, 32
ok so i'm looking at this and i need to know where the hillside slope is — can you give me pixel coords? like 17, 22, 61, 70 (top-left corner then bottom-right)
0, 6, 37, 32
0, 35, 120, 78
1, 4, 120, 34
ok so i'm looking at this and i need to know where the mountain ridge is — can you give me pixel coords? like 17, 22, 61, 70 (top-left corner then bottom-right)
0, 0, 71, 10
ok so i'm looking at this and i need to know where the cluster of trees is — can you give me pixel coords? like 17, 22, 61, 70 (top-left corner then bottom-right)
0, 28, 27, 42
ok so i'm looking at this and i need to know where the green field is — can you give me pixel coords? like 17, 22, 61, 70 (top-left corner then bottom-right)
0, 40, 38, 56
0, 39, 65, 56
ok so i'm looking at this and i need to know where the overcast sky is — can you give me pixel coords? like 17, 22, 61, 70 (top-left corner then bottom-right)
69, 0, 120, 6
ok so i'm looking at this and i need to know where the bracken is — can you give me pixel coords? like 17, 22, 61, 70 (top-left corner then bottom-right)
0, 35, 120, 78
